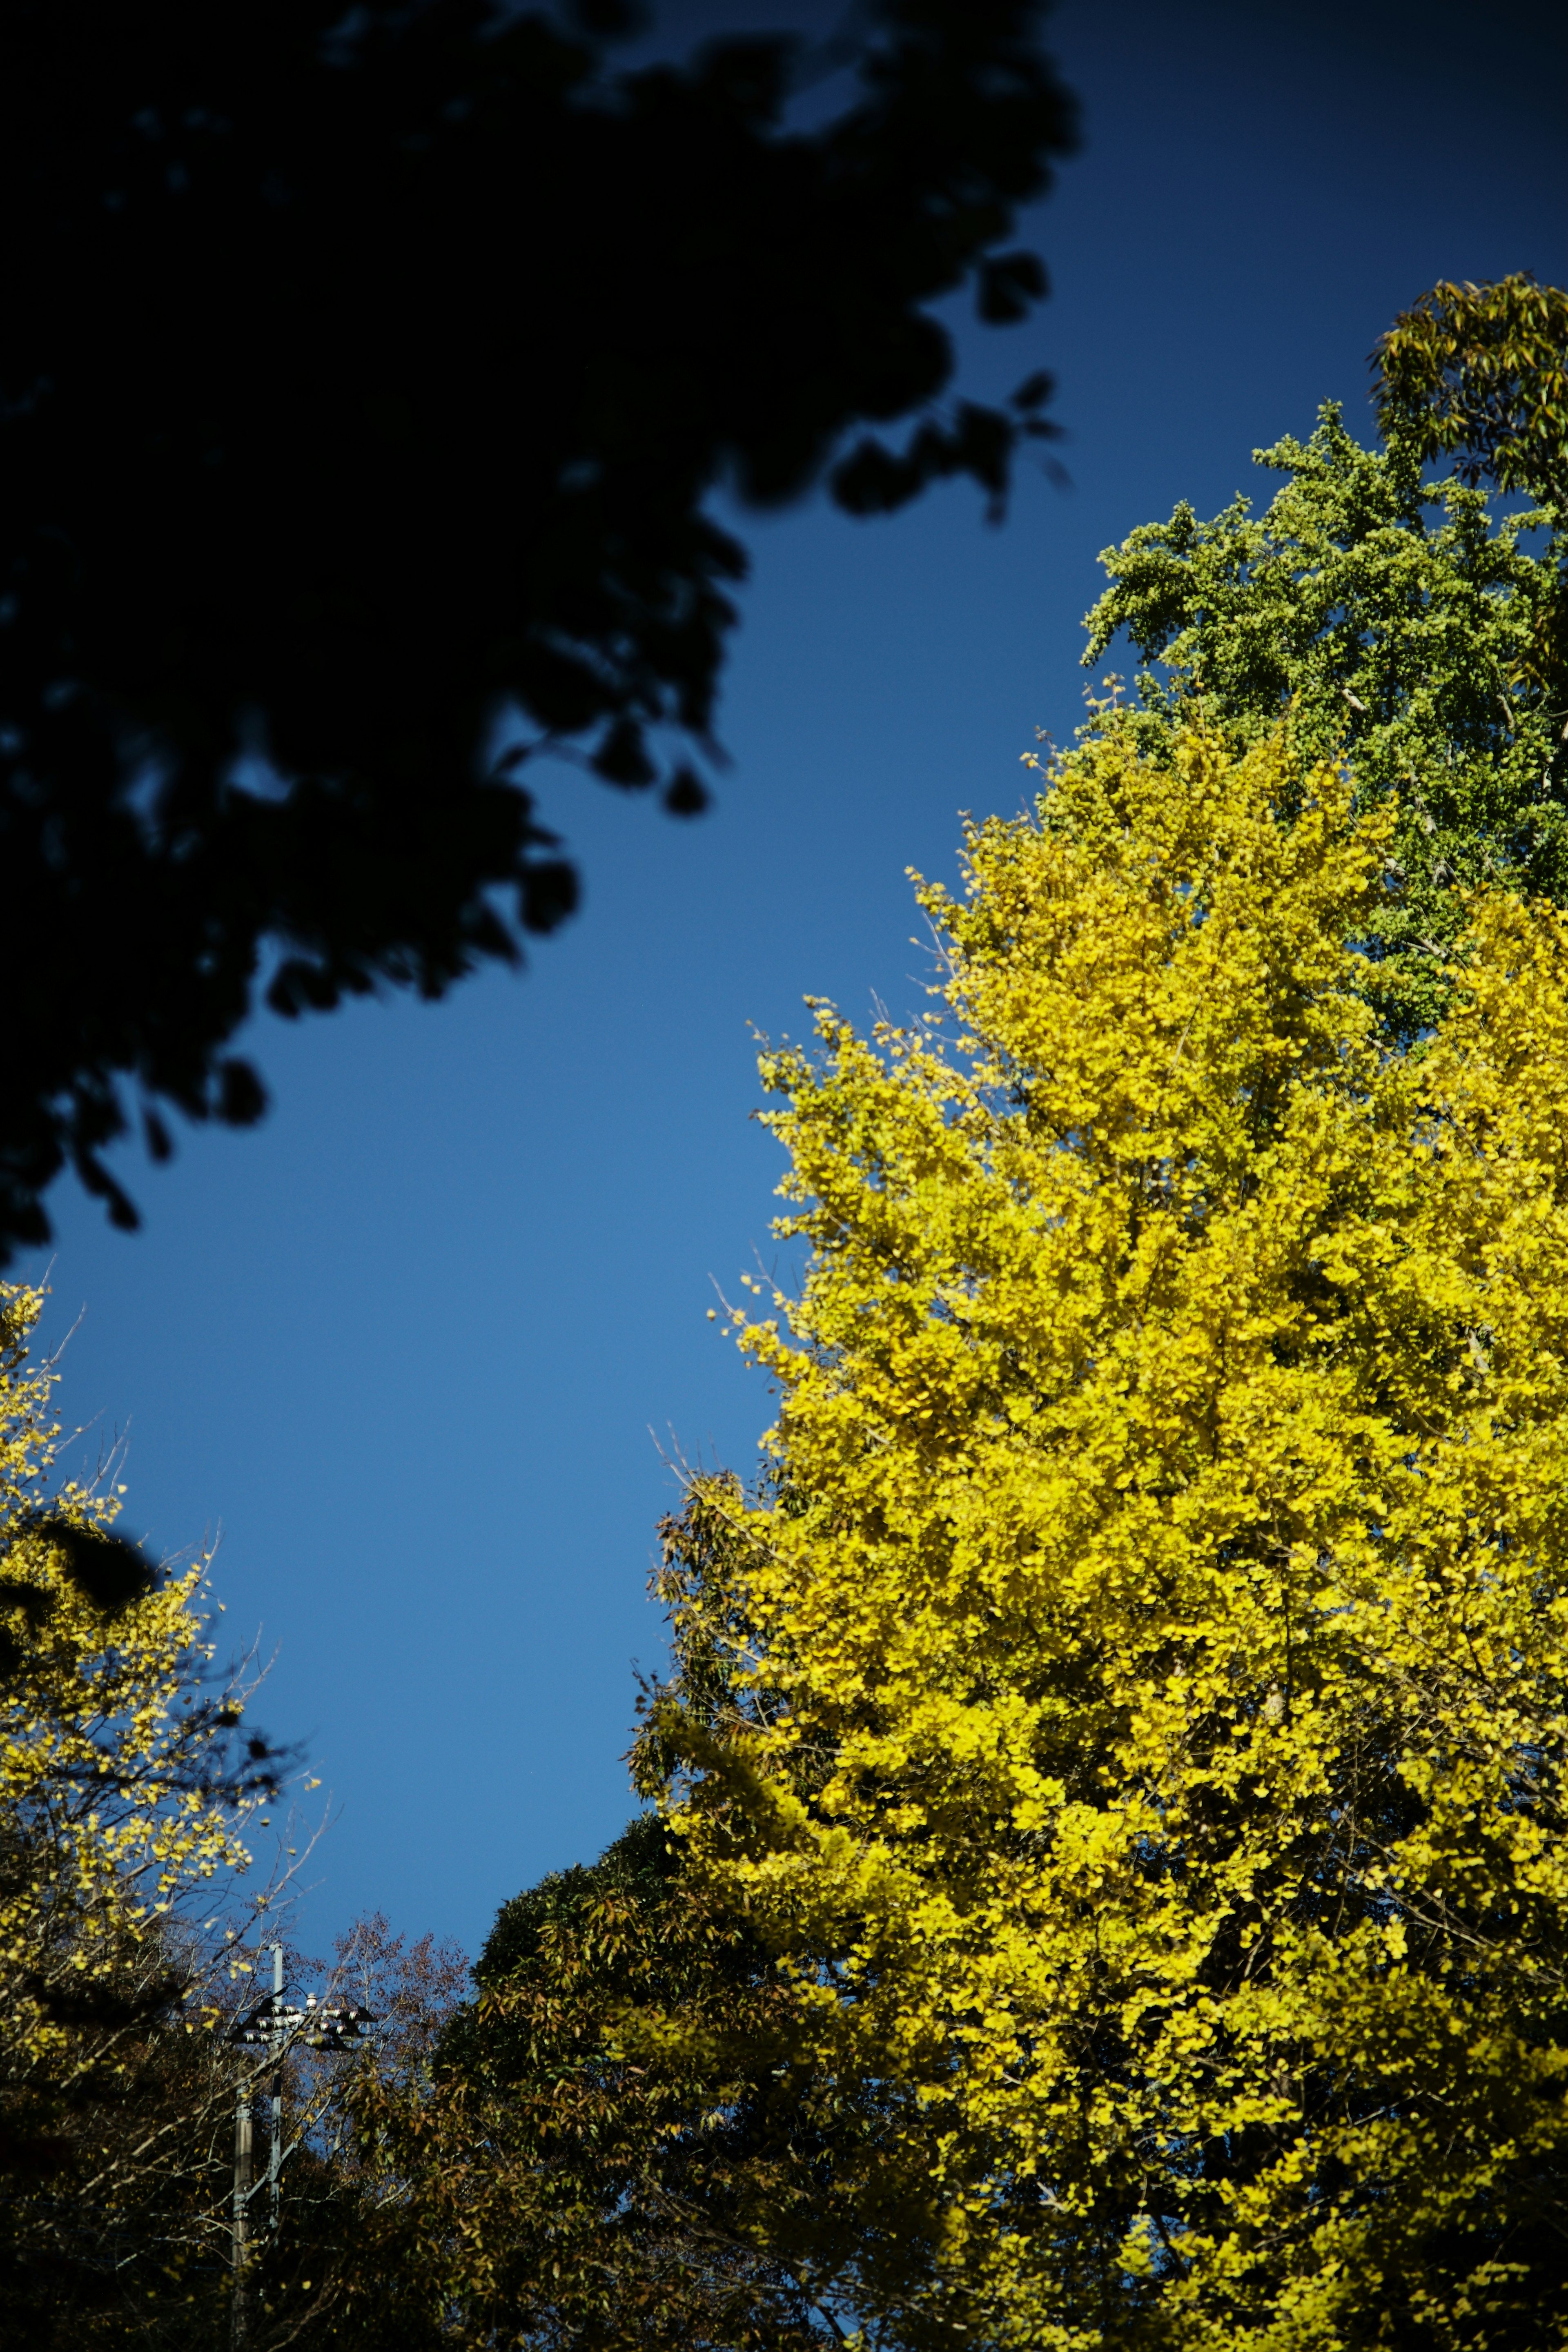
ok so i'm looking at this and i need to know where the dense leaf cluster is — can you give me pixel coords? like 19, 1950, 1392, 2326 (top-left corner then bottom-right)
641, 730, 1568, 2348
1082, 405, 1568, 1030
1374, 272, 1568, 516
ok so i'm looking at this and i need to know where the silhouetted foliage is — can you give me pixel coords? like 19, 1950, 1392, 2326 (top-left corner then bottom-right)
0, 1918, 232, 2352
0, 0, 1077, 1257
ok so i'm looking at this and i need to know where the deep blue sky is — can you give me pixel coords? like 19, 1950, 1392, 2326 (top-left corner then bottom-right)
24, 0, 1568, 1961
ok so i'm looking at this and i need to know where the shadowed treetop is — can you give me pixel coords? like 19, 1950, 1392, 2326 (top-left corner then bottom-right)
1374, 272, 1568, 516
0, 0, 1077, 1257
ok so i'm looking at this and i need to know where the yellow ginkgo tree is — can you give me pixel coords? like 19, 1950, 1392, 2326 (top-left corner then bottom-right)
647, 723, 1568, 2351
0, 1282, 277, 2329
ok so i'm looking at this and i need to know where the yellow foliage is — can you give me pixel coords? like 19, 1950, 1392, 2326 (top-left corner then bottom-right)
662, 730, 1568, 2348
0, 1284, 253, 2090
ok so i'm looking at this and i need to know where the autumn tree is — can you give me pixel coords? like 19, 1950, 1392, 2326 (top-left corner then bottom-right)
321, 276, 1568, 2350
639, 724, 1568, 2350
0, 1282, 285, 2342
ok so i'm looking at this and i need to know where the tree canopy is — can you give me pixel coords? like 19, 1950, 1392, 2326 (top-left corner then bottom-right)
1082, 274, 1568, 1033
0, 0, 1076, 1260
633, 724, 1568, 2348
0, 1283, 281, 2338
342, 1809, 900, 2348
336, 277, 1568, 2352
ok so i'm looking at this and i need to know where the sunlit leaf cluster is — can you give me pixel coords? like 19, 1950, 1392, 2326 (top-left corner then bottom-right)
0, 1283, 287, 2349
0, 1287, 261, 2085
651, 728, 1568, 2348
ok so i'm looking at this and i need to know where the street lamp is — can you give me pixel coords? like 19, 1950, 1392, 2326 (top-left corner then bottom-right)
224, 1943, 376, 2348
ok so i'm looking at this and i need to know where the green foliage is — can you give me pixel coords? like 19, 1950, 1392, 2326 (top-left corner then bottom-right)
344, 1806, 869, 2350
1374, 272, 1568, 514
1082, 399, 1567, 1029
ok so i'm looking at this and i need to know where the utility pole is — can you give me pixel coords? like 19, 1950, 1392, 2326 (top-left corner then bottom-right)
226, 1938, 376, 2344
266, 1943, 284, 2232
229, 1946, 281, 2352
231, 2084, 253, 2350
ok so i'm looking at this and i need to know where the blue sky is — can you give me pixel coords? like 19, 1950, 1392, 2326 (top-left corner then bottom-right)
24, 0, 1568, 1960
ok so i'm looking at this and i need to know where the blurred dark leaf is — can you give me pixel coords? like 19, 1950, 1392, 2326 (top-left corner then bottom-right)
0, 0, 1076, 1256
36, 1521, 156, 1615
663, 765, 710, 816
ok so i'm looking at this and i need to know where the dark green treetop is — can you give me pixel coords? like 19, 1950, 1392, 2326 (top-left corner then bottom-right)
1374, 272, 1568, 516
341, 1814, 858, 2352
1081, 281, 1568, 1032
